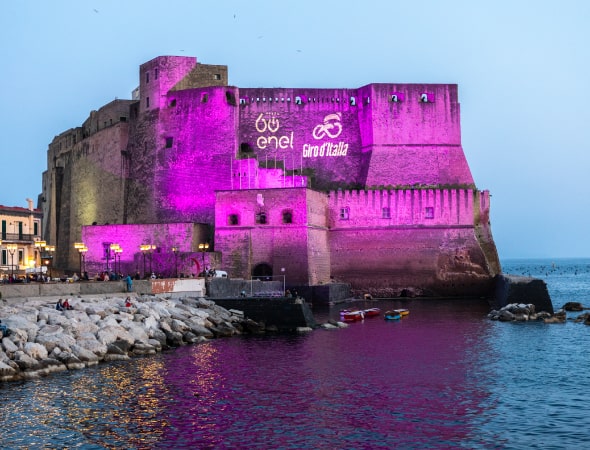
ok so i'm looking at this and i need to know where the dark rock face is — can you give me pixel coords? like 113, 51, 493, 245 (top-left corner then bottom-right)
563, 302, 585, 311
492, 274, 554, 315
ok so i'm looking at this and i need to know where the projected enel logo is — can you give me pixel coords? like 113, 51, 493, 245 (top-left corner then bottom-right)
303, 113, 348, 158
255, 113, 293, 150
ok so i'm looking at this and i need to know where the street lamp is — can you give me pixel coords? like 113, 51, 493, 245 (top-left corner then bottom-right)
45, 245, 55, 279
7, 244, 17, 279
74, 242, 88, 276
110, 243, 122, 274
172, 246, 179, 278
198, 242, 209, 276
140, 244, 156, 278
34, 240, 46, 280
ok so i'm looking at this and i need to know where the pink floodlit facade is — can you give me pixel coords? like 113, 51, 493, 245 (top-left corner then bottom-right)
42, 55, 500, 297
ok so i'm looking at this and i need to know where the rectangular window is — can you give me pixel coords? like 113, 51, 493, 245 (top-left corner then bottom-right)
425, 207, 434, 219
201, 93, 208, 103
34, 222, 38, 236
228, 214, 239, 226
165, 137, 173, 148
382, 207, 391, 219
226, 91, 236, 105
282, 210, 293, 224
2, 220, 6, 240
146, 97, 150, 108
1, 249, 6, 265
214, 74, 221, 80
146, 72, 150, 83
256, 212, 267, 224
155, 68, 158, 79
340, 207, 350, 220
18, 249, 23, 265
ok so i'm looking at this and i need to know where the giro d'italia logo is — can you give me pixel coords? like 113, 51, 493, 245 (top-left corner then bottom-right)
312, 113, 343, 140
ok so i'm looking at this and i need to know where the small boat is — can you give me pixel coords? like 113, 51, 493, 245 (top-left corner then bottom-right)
340, 309, 365, 322
384, 310, 401, 320
394, 308, 410, 317
362, 307, 382, 317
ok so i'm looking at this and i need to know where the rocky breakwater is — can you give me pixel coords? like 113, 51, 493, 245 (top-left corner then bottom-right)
488, 301, 590, 325
0, 294, 265, 383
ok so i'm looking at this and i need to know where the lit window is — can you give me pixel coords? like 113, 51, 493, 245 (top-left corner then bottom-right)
340, 207, 350, 220
425, 207, 434, 219
382, 207, 390, 219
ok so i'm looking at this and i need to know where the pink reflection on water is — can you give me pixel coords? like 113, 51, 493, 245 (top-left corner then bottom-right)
156, 300, 493, 448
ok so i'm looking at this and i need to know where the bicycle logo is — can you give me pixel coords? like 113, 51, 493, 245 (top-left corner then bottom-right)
312, 113, 343, 140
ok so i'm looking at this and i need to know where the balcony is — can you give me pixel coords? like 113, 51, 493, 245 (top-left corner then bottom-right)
1, 233, 39, 243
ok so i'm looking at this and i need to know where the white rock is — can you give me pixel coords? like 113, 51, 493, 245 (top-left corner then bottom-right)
24, 342, 49, 360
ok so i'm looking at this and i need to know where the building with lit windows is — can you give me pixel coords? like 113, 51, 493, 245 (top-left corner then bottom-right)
0, 199, 44, 279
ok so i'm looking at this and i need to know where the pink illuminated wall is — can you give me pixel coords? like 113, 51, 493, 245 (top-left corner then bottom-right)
46, 55, 499, 294
81, 223, 212, 277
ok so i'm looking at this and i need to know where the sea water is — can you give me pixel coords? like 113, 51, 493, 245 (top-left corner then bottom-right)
0, 258, 589, 449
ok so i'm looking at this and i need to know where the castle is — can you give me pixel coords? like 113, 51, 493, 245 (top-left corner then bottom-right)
41, 55, 500, 298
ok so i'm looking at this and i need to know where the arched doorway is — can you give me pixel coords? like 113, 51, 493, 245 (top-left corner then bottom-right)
252, 263, 273, 281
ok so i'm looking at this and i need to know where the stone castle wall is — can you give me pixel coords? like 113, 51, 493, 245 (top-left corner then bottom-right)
41, 55, 500, 296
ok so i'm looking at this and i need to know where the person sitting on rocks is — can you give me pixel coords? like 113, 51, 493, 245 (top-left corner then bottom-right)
0, 320, 11, 338
63, 298, 73, 310
125, 297, 132, 308
56, 299, 64, 311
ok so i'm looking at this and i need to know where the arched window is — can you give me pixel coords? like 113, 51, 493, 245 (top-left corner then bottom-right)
228, 214, 239, 225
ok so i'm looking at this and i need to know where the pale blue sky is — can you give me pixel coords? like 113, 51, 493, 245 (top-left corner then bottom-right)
1, 0, 588, 259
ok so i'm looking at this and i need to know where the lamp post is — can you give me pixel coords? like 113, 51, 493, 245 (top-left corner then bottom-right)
45, 245, 55, 280
198, 242, 209, 276
34, 240, 46, 280
110, 243, 122, 275
140, 244, 155, 278
172, 246, 179, 278
74, 242, 88, 276
7, 244, 17, 279
115, 246, 122, 274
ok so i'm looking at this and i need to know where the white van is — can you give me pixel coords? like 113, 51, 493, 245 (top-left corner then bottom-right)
214, 270, 228, 278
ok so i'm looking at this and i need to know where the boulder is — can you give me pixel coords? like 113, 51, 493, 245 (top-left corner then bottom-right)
71, 344, 100, 365
24, 342, 48, 360
55, 352, 86, 370
563, 302, 585, 311
35, 331, 77, 353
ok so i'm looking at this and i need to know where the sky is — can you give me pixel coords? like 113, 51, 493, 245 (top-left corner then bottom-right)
1, 0, 588, 260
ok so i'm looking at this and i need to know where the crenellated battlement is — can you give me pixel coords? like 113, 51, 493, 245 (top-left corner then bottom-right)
327, 188, 490, 228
